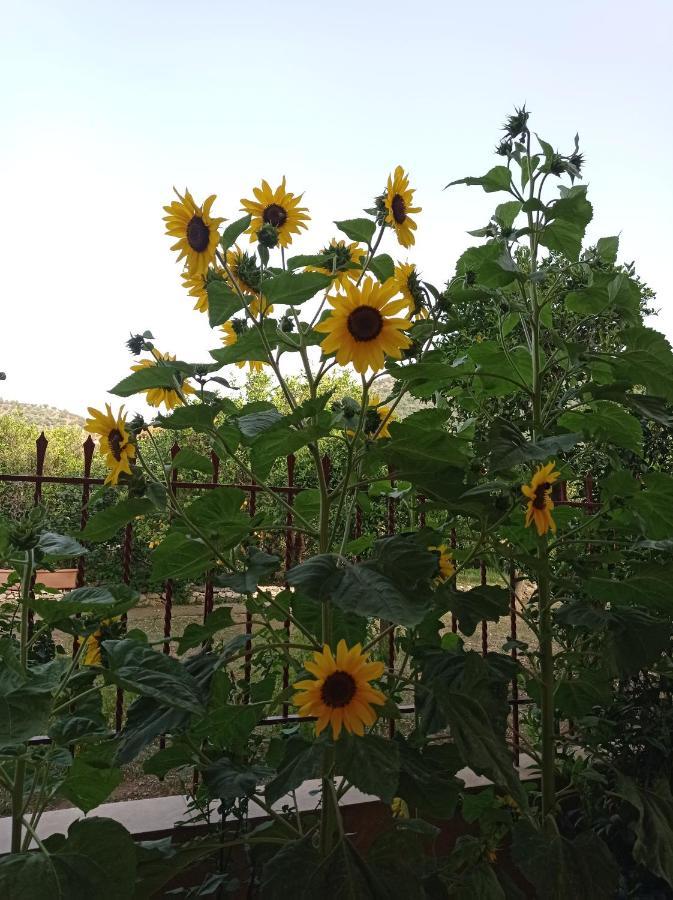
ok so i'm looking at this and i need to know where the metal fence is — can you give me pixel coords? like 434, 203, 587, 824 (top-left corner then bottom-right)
0, 432, 598, 767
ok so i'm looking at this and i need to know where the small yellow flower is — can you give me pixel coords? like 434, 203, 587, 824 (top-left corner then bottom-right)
163, 189, 224, 276
392, 262, 428, 318
85, 404, 136, 486
315, 276, 412, 374
293, 639, 386, 739
180, 270, 210, 314
307, 239, 365, 290
81, 618, 114, 666
383, 166, 421, 248
131, 350, 196, 411
522, 461, 561, 536
225, 246, 263, 298
347, 394, 395, 440
240, 177, 310, 249
391, 797, 410, 818
221, 321, 266, 373
428, 544, 455, 584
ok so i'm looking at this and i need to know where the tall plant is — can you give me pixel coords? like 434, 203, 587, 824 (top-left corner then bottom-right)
4, 109, 673, 897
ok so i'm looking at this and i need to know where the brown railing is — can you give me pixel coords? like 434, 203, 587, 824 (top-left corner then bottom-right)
0, 432, 597, 766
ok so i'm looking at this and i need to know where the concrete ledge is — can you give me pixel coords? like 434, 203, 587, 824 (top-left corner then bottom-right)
0, 755, 536, 853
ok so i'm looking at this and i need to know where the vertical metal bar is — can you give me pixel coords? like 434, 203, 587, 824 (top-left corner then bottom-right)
28, 433, 48, 637
509, 563, 520, 766
244, 479, 257, 701
386, 467, 396, 738
480, 559, 488, 656
202, 451, 220, 623
282, 455, 296, 720
115, 521, 133, 733
72, 436, 95, 657
450, 527, 458, 633
163, 443, 179, 657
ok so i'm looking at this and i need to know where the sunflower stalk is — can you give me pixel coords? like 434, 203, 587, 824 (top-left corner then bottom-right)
525, 138, 556, 819
10, 549, 34, 853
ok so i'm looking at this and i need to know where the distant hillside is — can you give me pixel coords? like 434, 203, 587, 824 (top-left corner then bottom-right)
375, 376, 429, 418
0, 399, 85, 429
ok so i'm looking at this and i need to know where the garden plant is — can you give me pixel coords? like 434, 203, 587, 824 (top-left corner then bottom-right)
3, 108, 673, 897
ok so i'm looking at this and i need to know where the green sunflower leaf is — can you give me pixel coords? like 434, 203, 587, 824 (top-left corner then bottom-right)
30, 584, 139, 625
286, 253, 333, 270
558, 400, 643, 453
110, 366, 181, 397
79, 498, 156, 542
445, 165, 512, 193
171, 447, 214, 475
261, 271, 332, 306
207, 280, 245, 327
369, 253, 395, 282
334, 217, 376, 245
220, 213, 252, 250
209, 320, 279, 365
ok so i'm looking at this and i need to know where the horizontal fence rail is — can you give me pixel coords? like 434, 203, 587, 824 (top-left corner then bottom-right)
0, 432, 598, 767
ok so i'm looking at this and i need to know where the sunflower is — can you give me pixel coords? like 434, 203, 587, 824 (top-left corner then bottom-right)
363, 394, 396, 439
225, 246, 262, 297
131, 350, 196, 410
240, 177, 310, 248
522, 461, 561, 536
315, 276, 412, 374
382, 166, 421, 248
85, 404, 136, 486
163, 189, 224, 276
293, 639, 386, 739
181, 270, 209, 313
221, 321, 266, 372
428, 544, 456, 585
392, 262, 428, 318
308, 239, 365, 289
82, 628, 103, 666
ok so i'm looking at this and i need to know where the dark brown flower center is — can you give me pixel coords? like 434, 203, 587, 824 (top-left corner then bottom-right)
263, 203, 288, 228
186, 215, 210, 253
347, 305, 383, 342
108, 429, 124, 462
391, 193, 407, 224
532, 482, 551, 510
321, 670, 357, 708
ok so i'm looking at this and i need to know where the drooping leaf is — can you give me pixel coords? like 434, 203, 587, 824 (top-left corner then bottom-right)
446, 166, 513, 193
334, 217, 376, 244
262, 271, 332, 306
36, 531, 86, 559
220, 214, 252, 250
30, 584, 139, 625
102, 639, 205, 712
336, 732, 400, 803
79, 498, 155, 542
176, 606, 235, 654
207, 279, 245, 327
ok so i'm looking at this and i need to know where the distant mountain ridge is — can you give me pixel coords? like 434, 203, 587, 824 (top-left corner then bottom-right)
0, 399, 85, 429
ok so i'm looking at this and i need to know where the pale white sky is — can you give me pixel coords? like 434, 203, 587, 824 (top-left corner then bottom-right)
2, 0, 672, 419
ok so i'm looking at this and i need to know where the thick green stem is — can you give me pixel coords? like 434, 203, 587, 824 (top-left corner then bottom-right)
537, 542, 555, 818
526, 134, 555, 818
12, 550, 33, 853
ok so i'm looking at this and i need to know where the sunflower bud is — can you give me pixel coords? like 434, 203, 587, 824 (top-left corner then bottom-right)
128, 413, 147, 435
364, 407, 381, 435
502, 106, 530, 140
257, 223, 279, 249
9, 506, 46, 551
549, 152, 565, 176
280, 313, 295, 333
495, 139, 513, 157
126, 334, 146, 356
126, 470, 148, 498
231, 318, 248, 336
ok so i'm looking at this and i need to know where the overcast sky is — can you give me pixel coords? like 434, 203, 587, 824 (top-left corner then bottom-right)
2, 0, 672, 419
